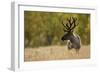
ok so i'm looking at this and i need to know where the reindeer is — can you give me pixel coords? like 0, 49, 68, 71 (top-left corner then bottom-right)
61, 17, 81, 54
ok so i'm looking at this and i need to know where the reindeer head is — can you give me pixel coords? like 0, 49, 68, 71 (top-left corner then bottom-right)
61, 17, 78, 41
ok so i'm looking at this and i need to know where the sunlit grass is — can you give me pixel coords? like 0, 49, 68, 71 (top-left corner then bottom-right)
24, 45, 90, 61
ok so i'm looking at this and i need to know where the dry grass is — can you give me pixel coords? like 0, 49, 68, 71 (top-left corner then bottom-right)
24, 45, 90, 61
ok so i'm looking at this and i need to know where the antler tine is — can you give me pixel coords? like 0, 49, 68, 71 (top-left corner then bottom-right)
65, 23, 70, 29
66, 17, 73, 28
70, 17, 78, 30
63, 28, 69, 32
62, 22, 67, 29
62, 21, 70, 32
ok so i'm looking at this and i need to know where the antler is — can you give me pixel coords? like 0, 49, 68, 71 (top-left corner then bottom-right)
62, 17, 78, 32
70, 17, 78, 30
62, 22, 70, 32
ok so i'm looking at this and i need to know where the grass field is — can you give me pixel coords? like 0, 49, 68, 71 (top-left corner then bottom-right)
24, 45, 90, 61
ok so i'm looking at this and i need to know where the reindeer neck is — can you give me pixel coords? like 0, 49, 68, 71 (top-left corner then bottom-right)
68, 32, 75, 41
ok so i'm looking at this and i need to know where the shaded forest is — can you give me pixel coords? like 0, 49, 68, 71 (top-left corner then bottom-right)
24, 11, 90, 48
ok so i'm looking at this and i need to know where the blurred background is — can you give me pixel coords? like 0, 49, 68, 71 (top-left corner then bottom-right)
24, 11, 90, 48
